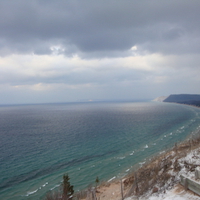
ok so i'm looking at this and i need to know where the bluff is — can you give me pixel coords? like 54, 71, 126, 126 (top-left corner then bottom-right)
163, 94, 200, 107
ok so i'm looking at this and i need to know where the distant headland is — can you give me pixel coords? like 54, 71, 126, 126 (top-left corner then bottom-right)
154, 94, 200, 107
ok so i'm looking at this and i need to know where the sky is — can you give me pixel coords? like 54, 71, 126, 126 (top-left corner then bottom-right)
0, 0, 200, 104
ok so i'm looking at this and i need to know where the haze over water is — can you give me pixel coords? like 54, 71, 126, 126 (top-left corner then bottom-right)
1, 101, 200, 200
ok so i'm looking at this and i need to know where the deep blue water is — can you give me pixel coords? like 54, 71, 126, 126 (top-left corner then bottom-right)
1, 101, 200, 200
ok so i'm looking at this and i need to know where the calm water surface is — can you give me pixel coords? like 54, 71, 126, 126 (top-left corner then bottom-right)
1, 101, 200, 200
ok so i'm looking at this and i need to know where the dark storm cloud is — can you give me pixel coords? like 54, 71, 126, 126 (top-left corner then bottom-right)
1, 0, 200, 57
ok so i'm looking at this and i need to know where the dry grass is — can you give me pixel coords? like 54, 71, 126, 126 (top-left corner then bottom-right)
44, 191, 62, 200
74, 134, 200, 200
123, 134, 200, 199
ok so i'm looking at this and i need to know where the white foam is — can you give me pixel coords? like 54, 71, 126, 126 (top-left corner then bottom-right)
145, 144, 148, 148
50, 184, 60, 191
42, 182, 48, 187
25, 189, 38, 196
108, 176, 116, 182
159, 151, 165, 154
24, 182, 49, 196
130, 151, 134, 155
118, 156, 125, 159
139, 162, 145, 165
126, 169, 130, 172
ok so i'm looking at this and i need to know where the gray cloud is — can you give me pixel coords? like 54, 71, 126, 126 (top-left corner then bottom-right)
0, 0, 200, 104
1, 0, 200, 57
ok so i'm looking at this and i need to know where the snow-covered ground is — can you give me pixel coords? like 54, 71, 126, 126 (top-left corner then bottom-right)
125, 184, 200, 200
148, 185, 200, 200
125, 147, 200, 200
148, 187, 200, 200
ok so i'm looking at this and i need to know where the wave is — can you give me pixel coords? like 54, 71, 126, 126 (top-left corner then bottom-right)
42, 182, 48, 187
108, 176, 116, 182
50, 184, 60, 191
0, 150, 118, 191
24, 182, 49, 197
159, 151, 165, 154
25, 189, 38, 197
117, 156, 125, 160
139, 162, 145, 166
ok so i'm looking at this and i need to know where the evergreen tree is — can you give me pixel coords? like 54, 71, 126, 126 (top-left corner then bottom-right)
95, 176, 99, 188
62, 174, 74, 200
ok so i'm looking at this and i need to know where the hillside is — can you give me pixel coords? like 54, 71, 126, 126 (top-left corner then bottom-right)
73, 135, 200, 200
155, 94, 200, 107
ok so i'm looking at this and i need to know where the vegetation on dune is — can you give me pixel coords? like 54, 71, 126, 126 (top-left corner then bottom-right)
45, 135, 200, 200
44, 174, 74, 200
63, 174, 74, 199
123, 135, 200, 199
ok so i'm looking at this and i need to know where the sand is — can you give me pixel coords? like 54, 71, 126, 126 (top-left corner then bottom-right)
96, 181, 122, 200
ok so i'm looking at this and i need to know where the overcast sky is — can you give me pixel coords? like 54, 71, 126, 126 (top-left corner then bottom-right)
0, 0, 200, 104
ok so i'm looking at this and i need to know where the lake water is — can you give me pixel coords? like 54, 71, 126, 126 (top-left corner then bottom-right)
1, 101, 200, 200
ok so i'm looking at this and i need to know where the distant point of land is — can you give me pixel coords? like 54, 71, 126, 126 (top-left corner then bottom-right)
154, 94, 200, 107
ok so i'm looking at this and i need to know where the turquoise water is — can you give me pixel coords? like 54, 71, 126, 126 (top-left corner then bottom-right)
1, 101, 200, 200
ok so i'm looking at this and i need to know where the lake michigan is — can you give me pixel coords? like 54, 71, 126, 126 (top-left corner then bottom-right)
1, 101, 200, 200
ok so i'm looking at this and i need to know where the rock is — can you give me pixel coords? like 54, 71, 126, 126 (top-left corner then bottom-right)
152, 187, 158, 194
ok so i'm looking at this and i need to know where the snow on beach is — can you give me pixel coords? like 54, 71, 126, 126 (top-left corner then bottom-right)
124, 143, 200, 200
127, 186, 200, 200
86, 138, 200, 200
79, 129, 200, 200
148, 189, 200, 200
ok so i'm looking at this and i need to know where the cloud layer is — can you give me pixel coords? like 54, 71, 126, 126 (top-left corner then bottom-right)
0, 0, 200, 104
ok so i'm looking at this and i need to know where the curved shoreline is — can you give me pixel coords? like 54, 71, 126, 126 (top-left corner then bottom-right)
76, 104, 200, 200
91, 133, 200, 200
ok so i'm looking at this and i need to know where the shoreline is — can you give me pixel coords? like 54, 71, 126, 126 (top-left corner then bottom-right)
75, 104, 200, 200
93, 134, 200, 200
45, 102, 200, 200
